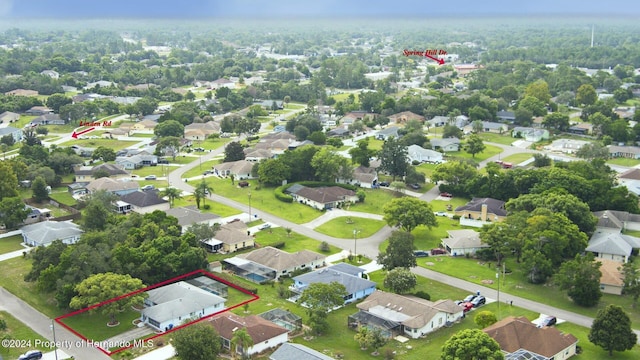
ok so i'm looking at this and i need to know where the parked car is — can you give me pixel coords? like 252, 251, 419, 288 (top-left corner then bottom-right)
379, 181, 390, 187
19, 350, 43, 360
145, 175, 157, 180
537, 316, 557, 328
439, 192, 453, 198
430, 248, 447, 255
413, 250, 429, 257
471, 295, 486, 308
258, 223, 272, 230
408, 183, 421, 190
435, 211, 448, 217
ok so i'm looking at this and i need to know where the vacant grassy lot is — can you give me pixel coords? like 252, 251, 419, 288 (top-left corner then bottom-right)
59, 138, 139, 151
0, 234, 25, 254
314, 217, 386, 239
252, 227, 341, 255
444, 144, 503, 163
201, 178, 323, 224
499, 152, 533, 165
478, 132, 516, 145
0, 311, 49, 359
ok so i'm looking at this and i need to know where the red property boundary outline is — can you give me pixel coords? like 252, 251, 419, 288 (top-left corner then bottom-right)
54, 269, 260, 355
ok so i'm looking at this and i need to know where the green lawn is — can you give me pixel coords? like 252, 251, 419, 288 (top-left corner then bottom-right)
0, 234, 24, 254
314, 217, 386, 239
253, 227, 342, 255
607, 157, 640, 167
478, 132, 516, 145
0, 311, 49, 359
172, 195, 241, 218
200, 178, 323, 224
499, 153, 533, 165
444, 144, 503, 163
59, 138, 139, 151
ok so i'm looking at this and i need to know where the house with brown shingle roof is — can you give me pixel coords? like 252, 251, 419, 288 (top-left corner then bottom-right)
208, 313, 288, 356
234, 246, 326, 280
484, 316, 578, 360
348, 290, 463, 339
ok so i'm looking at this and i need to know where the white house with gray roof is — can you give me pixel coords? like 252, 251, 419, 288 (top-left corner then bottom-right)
141, 281, 226, 332
21, 220, 83, 247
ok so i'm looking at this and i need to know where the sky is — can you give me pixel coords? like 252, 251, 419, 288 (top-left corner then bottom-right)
1, 0, 640, 18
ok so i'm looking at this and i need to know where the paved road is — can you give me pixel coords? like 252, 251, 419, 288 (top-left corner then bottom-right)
0, 288, 112, 360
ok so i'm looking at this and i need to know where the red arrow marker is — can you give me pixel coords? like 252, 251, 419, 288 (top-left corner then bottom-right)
71, 127, 96, 139
425, 54, 445, 65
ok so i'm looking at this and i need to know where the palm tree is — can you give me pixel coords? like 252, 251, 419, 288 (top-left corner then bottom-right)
161, 186, 183, 208
195, 180, 213, 208
231, 328, 253, 359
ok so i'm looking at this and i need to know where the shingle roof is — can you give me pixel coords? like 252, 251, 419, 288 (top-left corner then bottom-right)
119, 190, 168, 208
208, 313, 288, 344
237, 246, 325, 272
21, 221, 83, 246
484, 316, 578, 358
294, 266, 376, 295
455, 198, 506, 217
270, 343, 335, 360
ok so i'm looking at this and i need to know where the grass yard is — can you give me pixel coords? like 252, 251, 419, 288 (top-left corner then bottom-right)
444, 144, 503, 163
314, 217, 386, 239
201, 178, 323, 224
59, 138, 139, 151
348, 189, 402, 215
607, 157, 640, 167
478, 132, 516, 145
0, 311, 49, 359
499, 152, 534, 165
0, 234, 24, 254
252, 227, 341, 255
60, 308, 141, 342
172, 195, 241, 218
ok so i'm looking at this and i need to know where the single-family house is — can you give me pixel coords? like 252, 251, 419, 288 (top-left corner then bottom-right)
339, 165, 378, 189
544, 139, 590, 154
291, 264, 376, 306
585, 228, 640, 263
141, 281, 226, 332
388, 111, 425, 124
165, 206, 221, 229
430, 137, 461, 152
407, 144, 444, 164
455, 198, 507, 228
233, 246, 326, 280
30, 113, 63, 125
0, 126, 22, 142
608, 145, 640, 159
0, 111, 20, 126
21, 220, 83, 247
426, 116, 448, 128
244, 148, 273, 162
598, 259, 624, 295
208, 313, 289, 356
119, 190, 170, 214
270, 343, 335, 360
441, 229, 488, 256
74, 163, 130, 182
512, 127, 549, 142
348, 290, 463, 339
212, 160, 255, 180
86, 177, 139, 196
285, 185, 358, 210
484, 316, 578, 360
212, 220, 254, 253
376, 126, 400, 140
496, 110, 516, 122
